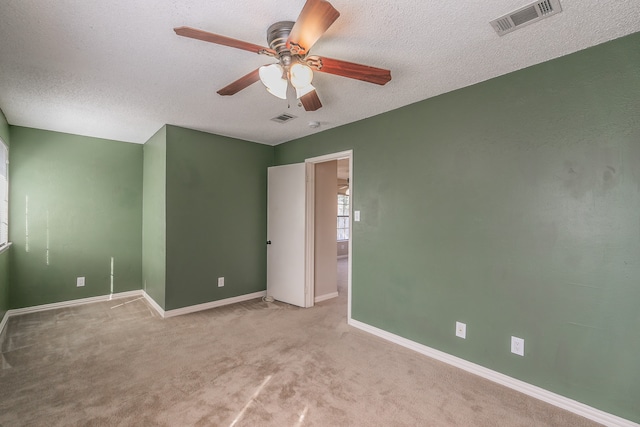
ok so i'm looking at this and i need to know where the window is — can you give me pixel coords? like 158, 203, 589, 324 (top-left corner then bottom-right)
337, 194, 349, 241
0, 140, 7, 247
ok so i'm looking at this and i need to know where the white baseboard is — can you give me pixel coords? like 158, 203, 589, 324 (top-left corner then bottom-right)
142, 291, 165, 318
315, 291, 339, 303
161, 291, 267, 318
348, 319, 638, 427
0, 290, 144, 334
7, 290, 143, 317
1, 290, 268, 332
0, 311, 10, 337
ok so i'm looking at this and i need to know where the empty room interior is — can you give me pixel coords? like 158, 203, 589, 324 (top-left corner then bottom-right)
0, 1, 639, 426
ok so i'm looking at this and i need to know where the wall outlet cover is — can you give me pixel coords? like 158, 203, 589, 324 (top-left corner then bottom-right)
77, 277, 85, 287
354, 210, 361, 222
217, 277, 224, 287
511, 336, 525, 356
456, 321, 467, 339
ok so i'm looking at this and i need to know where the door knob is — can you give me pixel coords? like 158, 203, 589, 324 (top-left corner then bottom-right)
266, 240, 272, 245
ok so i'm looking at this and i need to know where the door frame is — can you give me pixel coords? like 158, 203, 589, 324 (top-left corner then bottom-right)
304, 150, 353, 320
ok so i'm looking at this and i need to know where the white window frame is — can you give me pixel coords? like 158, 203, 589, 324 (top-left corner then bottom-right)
337, 194, 349, 241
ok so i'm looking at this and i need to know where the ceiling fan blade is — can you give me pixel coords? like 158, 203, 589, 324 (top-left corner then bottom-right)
174, 26, 276, 56
217, 69, 261, 96
287, 0, 340, 55
300, 90, 322, 111
307, 56, 391, 85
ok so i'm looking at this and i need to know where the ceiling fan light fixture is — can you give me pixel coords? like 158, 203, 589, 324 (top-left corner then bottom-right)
259, 64, 288, 99
289, 63, 314, 89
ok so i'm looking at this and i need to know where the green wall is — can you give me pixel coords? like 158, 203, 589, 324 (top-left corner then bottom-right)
8, 127, 143, 308
0, 109, 9, 322
164, 125, 273, 310
275, 32, 640, 422
142, 126, 167, 308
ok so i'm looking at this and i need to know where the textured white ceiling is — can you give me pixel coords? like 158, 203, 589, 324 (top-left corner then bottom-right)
0, 1, 639, 145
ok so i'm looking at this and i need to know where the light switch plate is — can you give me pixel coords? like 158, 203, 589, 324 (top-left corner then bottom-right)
218, 277, 224, 287
77, 277, 85, 287
354, 210, 361, 222
456, 322, 466, 339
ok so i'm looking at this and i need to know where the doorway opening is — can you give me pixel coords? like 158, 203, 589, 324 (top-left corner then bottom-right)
305, 150, 353, 321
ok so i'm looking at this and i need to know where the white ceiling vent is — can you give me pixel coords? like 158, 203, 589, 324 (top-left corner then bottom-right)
271, 113, 297, 124
490, 0, 562, 36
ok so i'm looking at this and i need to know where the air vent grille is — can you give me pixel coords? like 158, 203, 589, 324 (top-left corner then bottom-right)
271, 113, 297, 124
495, 17, 513, 33
511, 6, 539, 26
538, 0, 554, 14
490, 0, 562, 36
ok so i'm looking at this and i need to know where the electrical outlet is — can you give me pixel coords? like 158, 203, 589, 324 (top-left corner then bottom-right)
77, 277, 85, 287
455, 322, 466, 339
217, 277, 224, 287
511, 336, 525, 356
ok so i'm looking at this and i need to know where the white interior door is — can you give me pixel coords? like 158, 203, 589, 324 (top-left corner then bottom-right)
267, 163, 306, 307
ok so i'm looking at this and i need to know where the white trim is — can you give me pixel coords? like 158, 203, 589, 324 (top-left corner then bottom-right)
162, 291, 266, 318
1, 290, 267, 332
0, 242, 10, 332
314, 291, 339, 303
347, 153, 353, 322
305, 150, 353, 164
0, 241, 12, 255
305, 150, 353, 321
142, 291, 165, 318
337, 254, 348, 260
7, 290, 143, 317
348, 319, 639, 427
0, 290, 143, 334
304, 162, 316, 308
0, 310, 10, 336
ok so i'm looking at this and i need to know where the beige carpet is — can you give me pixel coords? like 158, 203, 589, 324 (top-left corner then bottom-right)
0, 260, 601, 426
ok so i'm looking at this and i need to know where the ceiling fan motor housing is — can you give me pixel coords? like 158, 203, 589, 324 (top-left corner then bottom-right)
267, 21, 295, 65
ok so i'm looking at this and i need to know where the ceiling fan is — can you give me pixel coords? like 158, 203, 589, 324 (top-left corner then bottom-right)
174, 0, 391, 112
